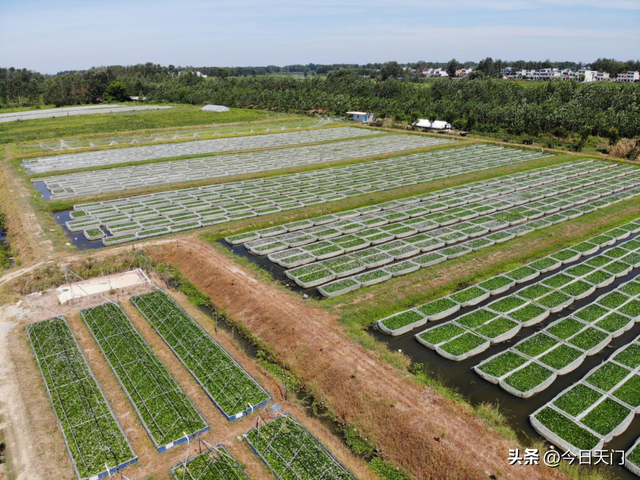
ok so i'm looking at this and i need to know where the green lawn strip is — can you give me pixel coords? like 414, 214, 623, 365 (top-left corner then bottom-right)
476, 351, 529, 378
476, 275, 515, 294
536, 291, 572, 310
541, 273, 575, 289
449, 286, 488, 305
612, 375, 640, 408
416, 297, 459, 319
594, 313, 633, 334
81, 302, 208, 448
585, 363, 632, 392
244, 415, 354, 480
514, 333, 559, 358
534, 407, 600, 451
619, 280, 640, 297
504, 266, 539, 282
619, 299, 640, 319
475, 317, 519, 339
503, 362, 554, 393
613, 344, 640, 369
516, 284, 553, 301
486, 296, 527, 314
579, 398, 632, 437
573, 304, 610, 323
560, 280, 594, 298
2, 106, 284, 144
130, 290, 271, 419
26, 316, 136, 478
568, 328, 610, 351
546, 318, 587, 340
439, 332, 487, 357
597, 291, 632, 310
455, 309, 497, 329
538, 345, 583, 371
417, 323, 465, 346
379, 309, 425, 331
507, 304, 547, 324
627, 441, 640, 469
553, 384, 603, 417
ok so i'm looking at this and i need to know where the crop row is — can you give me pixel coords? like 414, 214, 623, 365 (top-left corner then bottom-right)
244, 414, 354, 480
377, 218, 640, 335
415, 231, 640, 361
300, 167, 640, 296
627, 438, 640, 477
130, 290, 271, 420
475, 276, 640, 397
81, 302, 209, 451
26, 316, 137, 480
530, 334, 640, 455
62, 144, 548, 245
24, 126, 383, 174
232, 158, 607, 255
39, 134, 448, 198
171, 445, 249, 480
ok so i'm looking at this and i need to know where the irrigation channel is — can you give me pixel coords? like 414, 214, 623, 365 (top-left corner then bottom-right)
184, 287, 360, 461
0, 226, 12, 269
366, 230, 640, 480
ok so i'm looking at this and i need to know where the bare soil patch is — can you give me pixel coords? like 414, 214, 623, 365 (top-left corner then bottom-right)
0, 274, 372, 480
149, 238, 567, 480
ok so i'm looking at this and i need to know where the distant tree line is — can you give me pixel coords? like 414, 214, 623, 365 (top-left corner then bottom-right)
0, 67, 45, 106
143, 71, 640, 139
473, 57, 640, 78
1, 62, 639, 141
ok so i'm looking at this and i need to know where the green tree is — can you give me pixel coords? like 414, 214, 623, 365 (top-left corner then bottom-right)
380, 61, 401, 80
445, 58, 460, 78
104, 81, 129, 102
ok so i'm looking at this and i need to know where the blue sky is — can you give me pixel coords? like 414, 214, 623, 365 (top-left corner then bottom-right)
1, 0, 638, 73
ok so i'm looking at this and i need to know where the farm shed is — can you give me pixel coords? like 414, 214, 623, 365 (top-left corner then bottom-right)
346, 111, 374, 123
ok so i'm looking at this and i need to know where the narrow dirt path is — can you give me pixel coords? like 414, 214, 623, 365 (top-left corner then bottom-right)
0, 279, 375, 480
149, 238, 567, 480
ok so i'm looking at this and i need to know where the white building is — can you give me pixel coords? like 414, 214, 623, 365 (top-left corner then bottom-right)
595, 72, 610, 81
456, 67, 474, 77
413, 119, 452, 130
532, 68, 561, 80
421, 68, 449, 78
346, 111, 374, 123
178, 70, 208, 78
615, 71, 639, 83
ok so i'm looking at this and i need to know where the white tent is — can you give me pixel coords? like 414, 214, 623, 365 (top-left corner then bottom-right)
202, 105, 230, 112
413, 119, 451, 130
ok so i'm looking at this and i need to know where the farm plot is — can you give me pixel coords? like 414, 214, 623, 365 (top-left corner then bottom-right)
377, 218, 640, 336
26, 316, 137, 479
170, 445, 249, 480
23, 126, 383, 173
250, 159, 640, 297
36, 134, 451, 198
627, 438, 640, 477
0, 104, 172, 124
130, 290, 271, 420
61, 144, 550, 246
530, 334, 640, 455
416, 232, 640, 362
81, 302, 209, 451
244, 414, 355, 480
475, 275, 640, 397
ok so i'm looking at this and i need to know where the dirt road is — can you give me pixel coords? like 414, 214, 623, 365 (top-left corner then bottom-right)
150, 238, 567, 480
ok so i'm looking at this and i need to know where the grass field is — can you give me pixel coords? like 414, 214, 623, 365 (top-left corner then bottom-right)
0, 105, 291, 144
